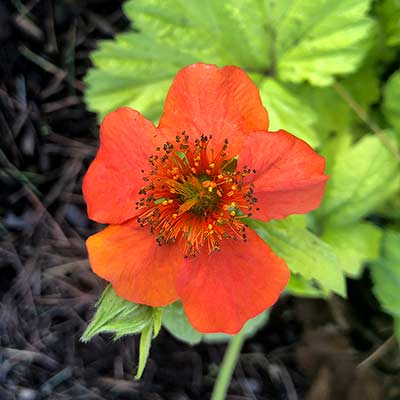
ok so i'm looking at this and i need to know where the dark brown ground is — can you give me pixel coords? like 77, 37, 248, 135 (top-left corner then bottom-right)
1, 1, 399, 399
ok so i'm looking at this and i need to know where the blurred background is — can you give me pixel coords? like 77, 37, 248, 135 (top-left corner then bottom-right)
1, 0, 399, 399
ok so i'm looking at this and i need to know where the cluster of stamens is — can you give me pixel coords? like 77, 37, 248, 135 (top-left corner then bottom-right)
136, 133, 257, 257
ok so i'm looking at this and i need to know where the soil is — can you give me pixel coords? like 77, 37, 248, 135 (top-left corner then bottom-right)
1, 1, 399, 399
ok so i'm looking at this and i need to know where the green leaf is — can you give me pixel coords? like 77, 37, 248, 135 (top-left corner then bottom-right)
322, 222, 383, 277
85, 0, 374, 119
383, 70, 400, 132
298, 85, 354, 141
375, 0, 400, 47
247, 217, 346, 296
318, 135, 400, 227
135, 322, 153, 379
256, 78, 319, 147
81, 285, 153, 342
370, 229, 400, 319
162, 301, 203, 345
264, 0, 375, 85
341, 63, 380, 110
286, 274, 326, 298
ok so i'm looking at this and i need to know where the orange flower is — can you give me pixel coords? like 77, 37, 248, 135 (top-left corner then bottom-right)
83, 63, 328, 334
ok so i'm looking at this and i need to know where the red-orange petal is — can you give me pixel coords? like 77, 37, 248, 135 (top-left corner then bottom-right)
158, 63, 269, 154
239, 130, 329, 221
176, 229, 289, 334
83, 107, 161, 224
86, 220, 183, 307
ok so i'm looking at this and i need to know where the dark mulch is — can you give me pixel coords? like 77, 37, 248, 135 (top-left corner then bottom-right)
1, 1, 399, 399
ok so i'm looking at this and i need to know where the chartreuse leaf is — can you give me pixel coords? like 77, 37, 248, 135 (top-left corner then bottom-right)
81, 285, 153, 342
286, 274, 326, 298
163, 302, 269, 345
370, 229, 400, 321
85, 0, 374, 119
370, 229, 400, 344
317, 135, 400, 227
298, 85, 354, 141
322, 222, 383, 277
254, 77, 319, 147
375, 0, 400, 47
263, 0, 374, 85
247, 217, 346, 296
383, 70, 400, 132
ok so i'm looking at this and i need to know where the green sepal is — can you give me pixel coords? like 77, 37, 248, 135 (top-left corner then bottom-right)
135, 322, 154, 380
152, 307, 163, 338
81, 285, 153, 342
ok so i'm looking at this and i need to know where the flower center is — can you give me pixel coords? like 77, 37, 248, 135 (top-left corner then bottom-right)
136, 134, 257, 257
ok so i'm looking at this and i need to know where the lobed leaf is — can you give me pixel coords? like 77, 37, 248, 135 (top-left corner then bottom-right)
317, 135, 400, 227
85, 0, 374, 119
370, 229, 400, 319
322, 222, 383, 277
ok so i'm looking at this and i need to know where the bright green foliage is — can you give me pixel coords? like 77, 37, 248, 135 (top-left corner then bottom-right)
81, 285, 153, 342
318, 135, 399, 227
286, 274, 326, 298
322, 222, 383, 277
261, 0, 374, 85
341, 64, 381, 109
85, 0, 374, 119
162, 301, 269, 345
256, 78, 319, 147
247, 217, 346, 296
376, 0, 400, 47
370, 229, 400, 341
299, 85, 354, 141
383, 70, 400, 132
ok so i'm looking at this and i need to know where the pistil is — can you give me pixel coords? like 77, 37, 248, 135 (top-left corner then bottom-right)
136, 133, 257, 257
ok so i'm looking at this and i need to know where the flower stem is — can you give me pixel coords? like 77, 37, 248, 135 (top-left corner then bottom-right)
211, 329, 246, 400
